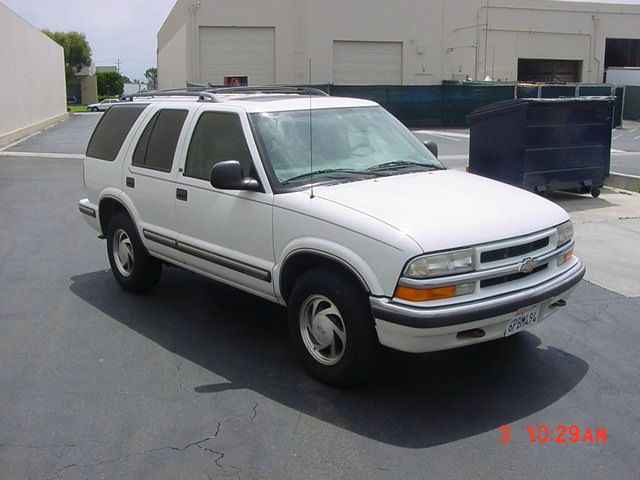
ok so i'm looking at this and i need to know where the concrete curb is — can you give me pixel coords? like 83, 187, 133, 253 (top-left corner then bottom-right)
606, 173, 640, 193
0, 112, 69, 149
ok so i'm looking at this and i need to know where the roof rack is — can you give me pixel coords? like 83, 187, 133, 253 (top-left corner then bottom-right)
206, 86, 330, 97
121, 85, 330, 102
121, 89, 218, 102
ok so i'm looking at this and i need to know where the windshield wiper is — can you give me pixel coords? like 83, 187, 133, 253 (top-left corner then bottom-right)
366, 160, 446, 172
282, 168, 379, 185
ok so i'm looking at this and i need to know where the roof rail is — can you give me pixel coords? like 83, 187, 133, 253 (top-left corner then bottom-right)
207, 85, 330, 97
121, 89, 219, 102
120, 85, 331, 102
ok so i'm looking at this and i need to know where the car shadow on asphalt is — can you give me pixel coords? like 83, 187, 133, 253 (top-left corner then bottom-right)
69, 268, 588, 449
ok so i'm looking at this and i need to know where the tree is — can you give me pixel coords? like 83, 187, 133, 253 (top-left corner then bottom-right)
42, 30, 92, 83
97, 71, 124, 96
121, 75, 131, 84
145, 67, 158, 89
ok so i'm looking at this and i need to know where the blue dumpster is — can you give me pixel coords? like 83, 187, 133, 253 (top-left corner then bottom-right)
467, 97, 615, 198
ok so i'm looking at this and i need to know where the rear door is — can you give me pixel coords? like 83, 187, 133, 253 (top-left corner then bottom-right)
123, 106, 193, 262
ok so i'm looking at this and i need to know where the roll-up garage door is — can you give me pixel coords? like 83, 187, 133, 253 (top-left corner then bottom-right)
199, 27, 275, 85
333, 41, 402, 85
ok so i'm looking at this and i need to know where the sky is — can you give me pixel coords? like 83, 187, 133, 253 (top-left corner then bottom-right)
2, 0, 176, 81
2, 0, 640, 81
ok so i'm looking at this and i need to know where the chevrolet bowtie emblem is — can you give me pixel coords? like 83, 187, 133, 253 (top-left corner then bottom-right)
519, 257, 539, 274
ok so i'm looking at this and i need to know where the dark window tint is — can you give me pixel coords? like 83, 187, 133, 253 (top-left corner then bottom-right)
185, 112, 253, 180
86, 105, 147, 161
132, 109, 188, 172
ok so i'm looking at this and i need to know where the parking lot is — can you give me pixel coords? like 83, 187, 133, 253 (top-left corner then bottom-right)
1, 114, 640, 479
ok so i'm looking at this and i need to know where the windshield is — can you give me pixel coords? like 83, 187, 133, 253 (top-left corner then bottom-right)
250, 106, 444, 186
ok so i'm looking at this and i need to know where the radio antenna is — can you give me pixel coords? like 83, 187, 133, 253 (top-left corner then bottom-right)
308, 58, 314, 199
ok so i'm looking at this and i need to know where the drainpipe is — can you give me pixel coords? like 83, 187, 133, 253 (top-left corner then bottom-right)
592, 15, 601, 83
484, 0, 489, 79
475, 8, 480, 80
188, 1, 201, 84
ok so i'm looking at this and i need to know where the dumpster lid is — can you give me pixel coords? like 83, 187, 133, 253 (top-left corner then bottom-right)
467, 96, 616, 122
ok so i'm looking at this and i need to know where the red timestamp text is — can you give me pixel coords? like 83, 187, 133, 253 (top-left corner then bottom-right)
498, 425, 607, 444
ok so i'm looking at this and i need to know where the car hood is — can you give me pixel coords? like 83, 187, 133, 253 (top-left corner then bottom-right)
312, 170, 570, 252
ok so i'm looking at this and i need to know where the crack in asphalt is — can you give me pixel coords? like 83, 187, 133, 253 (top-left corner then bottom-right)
560, 299, 617, 350
0, 440, 107, 449
44, 414, 245, 479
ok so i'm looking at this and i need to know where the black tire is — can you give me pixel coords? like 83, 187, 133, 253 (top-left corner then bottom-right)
287, 268, 379, 387
91, 107, 98, 112
591, 187, 601, 198
106, 212, 162, 293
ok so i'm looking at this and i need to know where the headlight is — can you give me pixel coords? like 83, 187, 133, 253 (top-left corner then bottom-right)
557, 221, 574, 247
403, 249, 474, 279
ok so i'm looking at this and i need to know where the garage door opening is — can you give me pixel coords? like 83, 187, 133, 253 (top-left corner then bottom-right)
199, 27, 275, 86
605, 38, 640, 69
517, 59, 582, 83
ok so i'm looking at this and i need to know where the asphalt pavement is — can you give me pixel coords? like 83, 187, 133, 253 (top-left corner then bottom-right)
1, 114, 639, 479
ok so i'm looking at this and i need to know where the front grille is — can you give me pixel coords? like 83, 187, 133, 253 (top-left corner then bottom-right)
480, 264, 548, 288
481, 237, 550, 263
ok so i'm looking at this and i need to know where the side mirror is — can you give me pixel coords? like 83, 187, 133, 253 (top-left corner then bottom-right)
210, 160, 261, 191
424, 141, 438, 158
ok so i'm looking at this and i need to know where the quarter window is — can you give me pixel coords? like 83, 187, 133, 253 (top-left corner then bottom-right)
184, 112, 254, 180
86, 104, 147, 161
132, 109, 188, 172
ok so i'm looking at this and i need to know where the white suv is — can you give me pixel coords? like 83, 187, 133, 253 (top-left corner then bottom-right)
79, 87, 585, 386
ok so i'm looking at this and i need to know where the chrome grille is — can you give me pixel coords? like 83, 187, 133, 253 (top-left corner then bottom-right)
481, 236, 550, 263
480, 264, 548, 288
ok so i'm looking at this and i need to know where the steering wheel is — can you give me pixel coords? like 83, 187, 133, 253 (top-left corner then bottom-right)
350, 143, 375, 157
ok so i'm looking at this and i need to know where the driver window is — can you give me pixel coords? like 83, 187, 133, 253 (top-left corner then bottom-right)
184, 112, 254, 181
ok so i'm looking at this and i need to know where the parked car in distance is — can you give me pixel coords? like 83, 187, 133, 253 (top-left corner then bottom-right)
87, 98, 120, 112
79, 87, 585, 386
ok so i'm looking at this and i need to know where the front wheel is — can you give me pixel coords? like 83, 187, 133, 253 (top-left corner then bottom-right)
106, 212, 162, 293
288, 268, 379, 387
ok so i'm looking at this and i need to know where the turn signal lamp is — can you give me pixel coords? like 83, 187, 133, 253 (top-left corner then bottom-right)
394, 283, 475, 302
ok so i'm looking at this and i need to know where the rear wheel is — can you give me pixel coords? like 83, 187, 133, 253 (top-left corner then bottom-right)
288, 268, 379, 387
106, 212, 162, 293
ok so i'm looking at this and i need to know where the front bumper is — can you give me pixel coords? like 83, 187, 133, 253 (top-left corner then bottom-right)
370, 259, 585, 353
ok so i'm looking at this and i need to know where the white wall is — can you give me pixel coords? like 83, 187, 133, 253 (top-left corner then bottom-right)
0, 2, 66, 144
158, 23, 188, 89
157, 0, 640, 88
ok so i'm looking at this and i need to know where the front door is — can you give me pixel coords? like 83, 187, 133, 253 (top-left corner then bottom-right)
174, 107, 275, 300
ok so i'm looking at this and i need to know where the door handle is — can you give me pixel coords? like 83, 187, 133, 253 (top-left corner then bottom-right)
176, 188, 188, 201
126, 177, 135, 188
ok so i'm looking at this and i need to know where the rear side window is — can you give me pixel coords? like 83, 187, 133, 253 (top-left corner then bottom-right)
184, 112, 253, 180
86, 105, 147, 161
132, 109, 188, 172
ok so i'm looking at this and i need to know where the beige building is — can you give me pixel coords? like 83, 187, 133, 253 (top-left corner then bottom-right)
0, 1, 66, 145
69, 64, 98, 105
158, 0, 640, 89
68, 65, 118, 105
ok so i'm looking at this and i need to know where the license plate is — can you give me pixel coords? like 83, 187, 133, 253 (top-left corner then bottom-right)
504, 304, 540, 337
